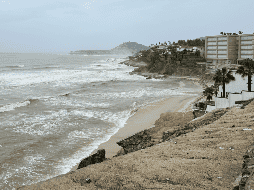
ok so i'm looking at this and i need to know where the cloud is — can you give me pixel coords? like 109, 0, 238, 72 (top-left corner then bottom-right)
0, 1, 80, 24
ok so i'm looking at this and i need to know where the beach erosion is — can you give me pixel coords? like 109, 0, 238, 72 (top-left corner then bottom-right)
17, 59, 253, 189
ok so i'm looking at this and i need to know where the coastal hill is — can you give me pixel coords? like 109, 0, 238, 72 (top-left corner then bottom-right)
69, 42, 150, 55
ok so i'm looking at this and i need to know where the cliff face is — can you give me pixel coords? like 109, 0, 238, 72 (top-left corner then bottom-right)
115, 112, 195, 156
115, 109, 230, 157
77, 149, 106, 170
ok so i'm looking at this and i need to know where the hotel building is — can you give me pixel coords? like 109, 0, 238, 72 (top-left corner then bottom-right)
205, 34, 254, 66
238, 34, 254, 63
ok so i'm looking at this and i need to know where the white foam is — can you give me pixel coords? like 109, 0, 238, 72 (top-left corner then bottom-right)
85, 102, 110, 108
0, 66, 145, 87
0, 100, 30, 113
67, 130, 91, 140
12, 109, 69, 136
97, 88, 189, 99
53, 109, 133, 175
0, 57, 146, 88
0, 154, 48, 189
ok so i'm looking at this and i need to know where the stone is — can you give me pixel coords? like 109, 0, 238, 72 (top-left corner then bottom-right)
86, 178, 92, 183
77, 149, 106, 170
116, 148, 126, 157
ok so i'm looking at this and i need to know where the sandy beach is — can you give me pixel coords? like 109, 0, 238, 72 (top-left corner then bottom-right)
17, 94, 254, 189
68, 92, 202, 172
91, 94, 200, 158
16, 59, 210, 189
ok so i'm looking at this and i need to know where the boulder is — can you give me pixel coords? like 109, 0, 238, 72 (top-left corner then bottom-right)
115, 148, 126, 157
77, 149, 106, 170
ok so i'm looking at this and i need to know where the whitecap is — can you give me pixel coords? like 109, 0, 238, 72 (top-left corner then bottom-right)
0, 100, 30, 113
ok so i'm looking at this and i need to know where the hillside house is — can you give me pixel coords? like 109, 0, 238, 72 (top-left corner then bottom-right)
157, 45, 167, 50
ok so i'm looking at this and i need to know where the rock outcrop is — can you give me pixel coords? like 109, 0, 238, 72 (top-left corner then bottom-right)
115, 108, 230, 158
235, 146, 254, 189
77, 149, 106, 170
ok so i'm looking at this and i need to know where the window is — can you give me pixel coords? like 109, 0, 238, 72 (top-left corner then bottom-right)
218, 55, 227, 58
241, 50, 253, 54
241, 36, 253, 40
218, 46, 227, 49
241, 41, 252, 45
208, 38, 216, 41
208, 42, 216, 45
241, 45, 252, 49
207, 50, 217, 54
218, 41, 227, 45
207, 46, 217, 49
241, 55, 253, 59
207, 55, 216, 58
218, 37, 227, 40
218, 50, 227, 54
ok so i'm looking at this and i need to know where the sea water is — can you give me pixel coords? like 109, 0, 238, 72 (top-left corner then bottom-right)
0, 53, 202, 189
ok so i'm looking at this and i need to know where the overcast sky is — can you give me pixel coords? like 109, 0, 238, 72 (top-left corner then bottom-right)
1, 0, 254, 53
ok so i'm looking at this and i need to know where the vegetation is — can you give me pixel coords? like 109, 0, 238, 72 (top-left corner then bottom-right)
203, 86, 214, 101
133, 42, 207, 78
174, 38, 205, 47
236, 58, 254, 92
212, 83, 220, 97
212, 67, 235, 98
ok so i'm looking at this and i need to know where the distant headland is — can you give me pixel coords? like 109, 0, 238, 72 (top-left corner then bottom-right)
69, 42, 150, 55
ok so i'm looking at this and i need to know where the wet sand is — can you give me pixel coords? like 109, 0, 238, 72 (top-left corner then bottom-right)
69, 90, 202, 172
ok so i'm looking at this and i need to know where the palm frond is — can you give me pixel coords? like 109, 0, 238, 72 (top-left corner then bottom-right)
212, 69, 223, 83
236, 66, 250, 78
221, 67, 227, 75
225, 72, 235, 84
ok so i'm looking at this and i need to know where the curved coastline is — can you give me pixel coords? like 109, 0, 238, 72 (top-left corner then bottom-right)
17, 59, 216, 189
67, 82, 203, 172
67, 57, 205, 172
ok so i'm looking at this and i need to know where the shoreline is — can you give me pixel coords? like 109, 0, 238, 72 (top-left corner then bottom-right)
120, 59, 214, 88
69, 91, 202, 172
17, 57, 254, 189
18, 96, 254, 189
67, 58, 204, 172
17, 58, 206, 189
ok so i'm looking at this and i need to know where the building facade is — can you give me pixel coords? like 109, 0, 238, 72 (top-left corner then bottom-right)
205, 34, 254, 66
237, 34, 254, 63
205, 34, 238, 65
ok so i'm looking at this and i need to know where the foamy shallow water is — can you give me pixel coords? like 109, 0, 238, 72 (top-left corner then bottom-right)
0, 53, 202, 189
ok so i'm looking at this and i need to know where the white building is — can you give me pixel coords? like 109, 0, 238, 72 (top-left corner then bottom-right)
218, 70, 254, 96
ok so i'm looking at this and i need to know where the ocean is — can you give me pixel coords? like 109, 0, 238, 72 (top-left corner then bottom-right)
0, 53, 202, 189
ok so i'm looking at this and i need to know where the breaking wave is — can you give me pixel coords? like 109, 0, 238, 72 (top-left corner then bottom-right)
0, 99, 39, 113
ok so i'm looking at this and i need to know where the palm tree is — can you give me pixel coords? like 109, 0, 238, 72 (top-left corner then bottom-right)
203, 86, 214, 101
220, 32, 224, 35
213, 67, 235, 98
194, 50, 200, 57
236, 58, 254, 92
212, 83, 220, 97
162, 51, 170, 61
239, 31, 243, 34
